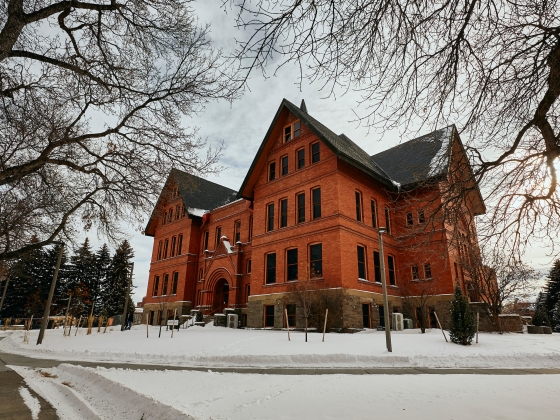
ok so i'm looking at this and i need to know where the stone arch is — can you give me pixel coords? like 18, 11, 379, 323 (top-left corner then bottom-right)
205, 267, 233, 312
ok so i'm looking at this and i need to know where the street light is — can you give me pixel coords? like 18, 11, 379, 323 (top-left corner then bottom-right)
377, 227, 392, 352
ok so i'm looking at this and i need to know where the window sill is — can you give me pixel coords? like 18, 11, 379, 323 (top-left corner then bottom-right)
411, 278, 433, 282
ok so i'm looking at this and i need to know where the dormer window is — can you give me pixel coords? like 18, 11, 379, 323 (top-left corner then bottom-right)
269, 162, 276, 181
284, 121, 301, 142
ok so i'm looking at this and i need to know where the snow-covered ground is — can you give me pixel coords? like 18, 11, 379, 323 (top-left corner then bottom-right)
2, 324, 560, 369
11, 364, 560, 420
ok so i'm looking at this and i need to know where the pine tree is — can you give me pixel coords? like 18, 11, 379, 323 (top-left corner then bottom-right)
544, 260, 560, 329
552, 301, 560, 332
449, 285, 476, 345
91, 244, 111, 317
532, 291, 550, 326
102, 240, 135, 317
67, 238, 96, 317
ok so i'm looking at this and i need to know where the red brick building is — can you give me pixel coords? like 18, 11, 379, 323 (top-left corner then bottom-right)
142, 99, 485, 329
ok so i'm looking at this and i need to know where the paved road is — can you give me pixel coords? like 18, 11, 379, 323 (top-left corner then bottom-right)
1, 350, 560, 375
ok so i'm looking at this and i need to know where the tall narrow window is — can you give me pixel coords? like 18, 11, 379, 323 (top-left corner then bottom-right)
248, 216, 253, 241
266, 253, 276, 284
163, 212, 167, 225
406, 213, 413, 226
384, 208, 391, 234
162, 273, 169, 295
312, 188, 321, 219
246, 259, 252, 274
371, 200, 378, 228
280, 199, 288, 228
199, 268, 203, 280
297, 149, 305, 169
424, 263, 432, 279
293, 121, 301, 138
157, 241, 163, 260
168, 209, 173, 223
267, 203, 275, 232
203, 231, 209, 251
163, 239, 169, 259
281, 156, 289, 176
175, 204, 180, 219
355, 191, 362, 222
171, 236, 176, 257
215, 226, 222, 249
172, 272, 178, 295
153, 276, 160, 296
177, 234, 183, 255
269, 162, 276, 181
418, 210, 425, 223
287, 248, 298, 281
246, 284, 251, 303
309, 243, 323, 278
388, 256, 396, 285
234, 220, 241, 243
297, 192, 305, 223
412, 265, 419, 280
357, 245, 366, 279
311, 142, 320, 163
373, 251, 381, 283
284, 125, 292, 142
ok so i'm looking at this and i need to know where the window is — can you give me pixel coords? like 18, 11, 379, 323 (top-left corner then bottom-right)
203, 231, 209, 251
281, 156, 289, 176
371, 200, 378, 228
265, 305, 275, 327
199, 268, 203, 280
163, 211, 167, 225
312, 188, 321, 219
267, 203, 275, 232
297, 149, 305, 169
246, 259, 252, 274
373, 251, 381, 282
171, 236, 176, 257
269, 162, 276, 181
168, 209, 173, 223
280, 199, 288, 228
197, 290, 202, 306
357, 245, 366, 279
266, 253, 276, 284
424, 263, 432, 279
245, 284, 251, 303
234, 220, 241, 243
215, 226, 222, 249
297, 192, 305, 223
176, 205, 180, 220
157, 241, 163, 260
418, 210, 425, 224
163, 239, 169, 259
355, 191, 362, 222
287, 248, 298, 281
412, 265, 419, 280
177, 234, 183, 255
172, 272, 178, 295
406, 213, 413, 226
286, 304, 296, 327
384, 207, 391, 234
309, 243, 323, 278
162, 273, 169, 295
388, 256, 396, 285
248, 216, 253, 241
153, 276, 160, 296
284, 121, 301, 142
311, 142, 320, 163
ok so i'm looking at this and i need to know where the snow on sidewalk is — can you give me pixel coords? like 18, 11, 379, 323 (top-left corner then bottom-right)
2, 326, 560, 369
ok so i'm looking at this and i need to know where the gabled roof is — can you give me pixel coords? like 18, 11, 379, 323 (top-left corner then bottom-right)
371, 125, 456, 187
144, 169, 237, 236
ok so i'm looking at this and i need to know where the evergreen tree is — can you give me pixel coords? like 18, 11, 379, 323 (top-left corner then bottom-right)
102, 240, 135, 317
532, 291, 550, 326
90, 244, 111, 317
449, 285, 476, 345
544, 260, 560, 329
67, 238, 96, 317
552, 301, 560, 333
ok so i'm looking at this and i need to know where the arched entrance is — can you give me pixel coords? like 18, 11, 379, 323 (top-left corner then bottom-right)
213, 278, 229, 313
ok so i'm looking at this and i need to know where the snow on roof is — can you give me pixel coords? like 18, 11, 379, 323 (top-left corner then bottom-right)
222, 240, 235, 254
188, 207, 208, 217
427, 125, 453, 177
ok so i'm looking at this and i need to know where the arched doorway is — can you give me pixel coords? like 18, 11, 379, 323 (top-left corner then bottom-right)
213, 278, 229, 313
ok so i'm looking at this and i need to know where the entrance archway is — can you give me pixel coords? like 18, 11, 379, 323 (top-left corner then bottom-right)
213, 278, 229, 313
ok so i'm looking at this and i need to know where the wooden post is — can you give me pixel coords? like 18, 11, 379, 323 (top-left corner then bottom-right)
476, 311, 479, 344
171, 308, 177, 338
97, 316, 102, 333
121, 263, 134, 332
62, 293, 72, 336
285, 308, 290, 341
434, 311, 448, 342
75, 315, 82, 336
0, 276, 10, 316
103, 317, 110, 333
322, 309, 328, 342
37, 244, 64, 345
146, 312, 149, 338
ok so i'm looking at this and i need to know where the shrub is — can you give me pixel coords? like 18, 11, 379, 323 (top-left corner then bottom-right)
449, 285, 476, 345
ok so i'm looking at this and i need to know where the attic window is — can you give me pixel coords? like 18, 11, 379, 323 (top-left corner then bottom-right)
284, 121, 301, 142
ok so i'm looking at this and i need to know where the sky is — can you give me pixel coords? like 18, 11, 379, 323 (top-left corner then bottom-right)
86, 1, 551, 304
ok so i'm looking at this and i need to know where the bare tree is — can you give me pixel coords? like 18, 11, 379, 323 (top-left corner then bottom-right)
400, 279, 437, 333
0, 1, 240, 262
230, 0, 560, 257
462, 243, 540, 331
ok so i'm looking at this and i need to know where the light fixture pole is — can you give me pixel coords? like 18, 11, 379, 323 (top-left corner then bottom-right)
37, 242, 64, 345
121, 262, 134, 331
377, 227, 392, 352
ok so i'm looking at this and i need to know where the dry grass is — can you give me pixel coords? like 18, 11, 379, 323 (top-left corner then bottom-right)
61, 381, 72, 388
39, 370, 57, 378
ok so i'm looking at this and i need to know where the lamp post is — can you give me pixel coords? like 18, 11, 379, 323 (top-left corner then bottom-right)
377, 227, 392, 352
37, 242, 65, 345
121, 262, 134, 331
